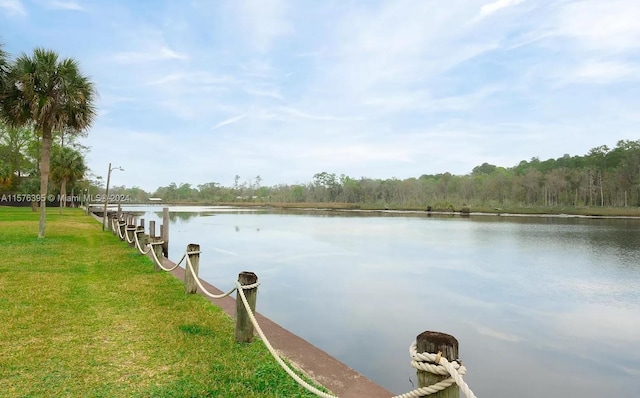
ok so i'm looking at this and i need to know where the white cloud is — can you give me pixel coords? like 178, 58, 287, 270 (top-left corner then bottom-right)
277, 106, 357, 122
556, 0, 640, 52
0, 0, 26, 16
113, 46, 189, 64
478, 0, 524, 19
46, 0, 85, 11
213, 114, 246, 130
573, 60, 638, 84
244, 88, 283, 100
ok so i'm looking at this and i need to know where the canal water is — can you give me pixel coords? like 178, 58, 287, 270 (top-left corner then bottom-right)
125, 206, 640, 397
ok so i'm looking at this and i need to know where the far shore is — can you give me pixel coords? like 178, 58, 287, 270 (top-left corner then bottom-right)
95, 201, 640, 220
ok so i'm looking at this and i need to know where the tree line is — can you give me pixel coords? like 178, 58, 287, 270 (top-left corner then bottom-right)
111, 139, 640, 209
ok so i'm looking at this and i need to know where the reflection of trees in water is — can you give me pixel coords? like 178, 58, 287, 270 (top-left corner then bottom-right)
150, 212, 213, 222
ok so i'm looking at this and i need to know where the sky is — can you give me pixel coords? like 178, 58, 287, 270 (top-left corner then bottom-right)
1, 0, 639, 192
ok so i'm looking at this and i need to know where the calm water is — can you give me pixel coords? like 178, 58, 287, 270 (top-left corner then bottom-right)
126, 206, 640, 397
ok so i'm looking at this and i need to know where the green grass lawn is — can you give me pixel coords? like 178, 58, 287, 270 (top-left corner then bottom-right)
0, 206, 320, 397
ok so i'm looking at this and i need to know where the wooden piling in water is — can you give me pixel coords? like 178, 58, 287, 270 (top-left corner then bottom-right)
185, 243, 200, 294
416, 331, 459, 398
235, 271, 258, 343
162, 207, 169, 258
149, 221, 156, 238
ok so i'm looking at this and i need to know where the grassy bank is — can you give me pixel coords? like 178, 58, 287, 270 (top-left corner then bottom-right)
0, 206, 319, 397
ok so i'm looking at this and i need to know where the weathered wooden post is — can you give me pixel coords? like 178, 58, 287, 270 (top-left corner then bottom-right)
126, 223, 136, 247
149, 220, 156, 238
135, 226, 145, 249
151, 237, 163, 272
139, 218, 145, 228
118, 219, 126, 241
162, 207, 169, 258
117, 203, 122, 220
184, 243, 200, 294
416, 331, 459, 398
235, 271, 258, 343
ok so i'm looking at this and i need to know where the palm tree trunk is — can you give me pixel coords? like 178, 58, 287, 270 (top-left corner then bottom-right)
59, 178, 67, 214
38, 127, 52, 238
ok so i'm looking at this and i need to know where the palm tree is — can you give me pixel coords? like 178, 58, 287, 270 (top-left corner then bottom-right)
51, 146, 87, 214
0, 43, 8, 95
0, 48, 96, 238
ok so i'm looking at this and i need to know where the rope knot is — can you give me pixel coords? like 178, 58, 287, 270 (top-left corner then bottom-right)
401, 342, 476, 398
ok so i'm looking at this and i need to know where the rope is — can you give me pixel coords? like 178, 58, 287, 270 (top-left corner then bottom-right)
149, 243, 182, 271
183, 254, 241, 299
125, 226, 136, 244
117, 221, 126, 240
134, 230, 151, 255
236, 280, 337, 398
405, 343, 476, 398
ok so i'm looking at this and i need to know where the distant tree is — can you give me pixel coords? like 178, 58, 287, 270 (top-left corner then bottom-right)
51, 146, 87, 213
0, 123, 34, 180
1, 48, 97, 237
472, 162, 497, 175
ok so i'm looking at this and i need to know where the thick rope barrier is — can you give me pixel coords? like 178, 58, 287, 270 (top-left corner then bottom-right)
133, 230, 152, 255
117, 221, 126, 240
183, 255, 242, 299
125, 226, 136, 244
135, 240, 478, 398
148, 241, 183, 271
236, 279, 337, 398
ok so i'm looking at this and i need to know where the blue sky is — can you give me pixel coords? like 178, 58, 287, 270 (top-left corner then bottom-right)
1, 0, 639, 192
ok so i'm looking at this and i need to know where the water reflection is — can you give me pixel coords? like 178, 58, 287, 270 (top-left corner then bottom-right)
124, 206, 640, 398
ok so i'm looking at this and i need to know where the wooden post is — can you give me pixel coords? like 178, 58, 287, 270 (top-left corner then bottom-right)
162, 207, 169, 258
126, 224, 136, 246
118, 220, 126, 241
149, 220, 156, 238
135, 226, 145, 249
416, 331, 459, 398
235, 271, 258, 343
117, 202, 122, 219
184, 243, 200, 294
151, 237, 163, 272
139, 218, 145, 228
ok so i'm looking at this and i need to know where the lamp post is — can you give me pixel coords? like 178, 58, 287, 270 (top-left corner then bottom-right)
102, 163, 124, 231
